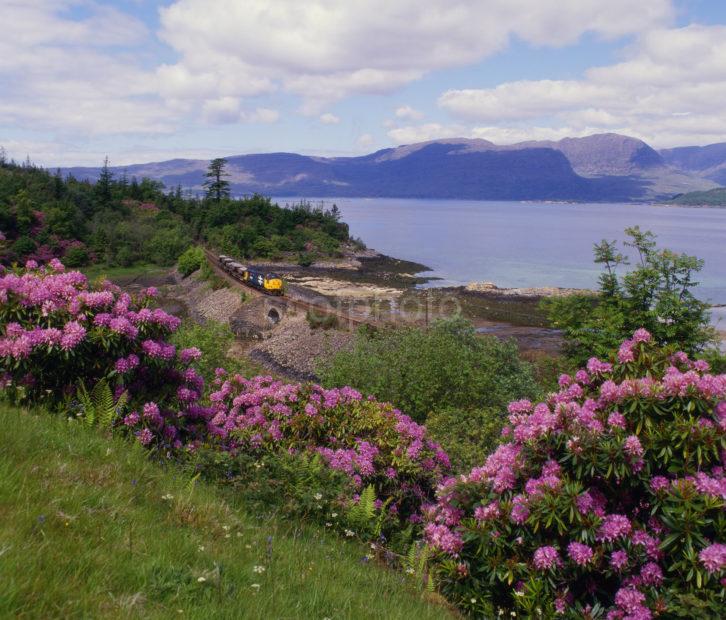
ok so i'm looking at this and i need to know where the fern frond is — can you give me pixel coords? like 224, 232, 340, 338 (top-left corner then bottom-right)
426, 573, 435, 593
418, 544, 430, 575
76, 382, 95, 426
186, 472, 201, 498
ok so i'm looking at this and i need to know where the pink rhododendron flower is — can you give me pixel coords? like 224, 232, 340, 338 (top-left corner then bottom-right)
567, 542, 593, 565
533, 546, 562, 570
597, 514, 632, 542
699, 543, 726, 573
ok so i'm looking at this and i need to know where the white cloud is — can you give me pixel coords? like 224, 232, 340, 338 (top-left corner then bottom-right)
388, 123, 466, 144
158, 0, 673, 110
357, 133, 376, 149
319, 113, 341, 125
439, 81, 613, 121
244, 108, 280, 124
201, 99, 279, 125
438, 24, 726, 147
395, 105, 424, 121
202, 97, 241, 124
0, 1, 172, 135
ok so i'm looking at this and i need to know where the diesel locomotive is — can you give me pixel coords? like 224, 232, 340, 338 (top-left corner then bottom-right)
218, 255, 284, 295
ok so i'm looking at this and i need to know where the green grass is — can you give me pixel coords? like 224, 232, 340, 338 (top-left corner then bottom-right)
0, 406, 452, 619
81, 263, 167, 283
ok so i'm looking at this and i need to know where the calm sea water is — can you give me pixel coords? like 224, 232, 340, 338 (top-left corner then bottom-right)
276, 197, 726, 323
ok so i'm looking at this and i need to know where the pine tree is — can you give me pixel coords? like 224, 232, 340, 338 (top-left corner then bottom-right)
96, 156, 113, 206
203, 158, 230, 202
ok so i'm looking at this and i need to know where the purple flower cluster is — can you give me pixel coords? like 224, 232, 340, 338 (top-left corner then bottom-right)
699, 543, 726, 574
425, 329, 726, 616
533, 545, 561, 570
0, 260, 209, 448
206, 374, 450, 522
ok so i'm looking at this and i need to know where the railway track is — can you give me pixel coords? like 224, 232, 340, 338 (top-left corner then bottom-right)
202, 249, 379, 328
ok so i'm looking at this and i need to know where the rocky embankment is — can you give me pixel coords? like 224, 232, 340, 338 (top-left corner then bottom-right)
249, 314, 354, 380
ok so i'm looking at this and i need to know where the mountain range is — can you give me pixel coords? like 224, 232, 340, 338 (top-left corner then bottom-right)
60, 133, 726, 203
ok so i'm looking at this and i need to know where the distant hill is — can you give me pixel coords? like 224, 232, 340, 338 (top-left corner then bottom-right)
668, 187, 726, 206
60, 133, 718, 203
660, 142, 726, 186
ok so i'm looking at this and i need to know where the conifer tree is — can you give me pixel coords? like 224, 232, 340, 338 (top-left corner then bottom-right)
203, 157, 230, 202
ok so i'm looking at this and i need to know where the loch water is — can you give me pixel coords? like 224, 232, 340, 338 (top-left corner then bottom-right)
276, 197, 726, 325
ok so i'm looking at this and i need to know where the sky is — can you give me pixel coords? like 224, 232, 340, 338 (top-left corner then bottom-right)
1, 0, 726, 166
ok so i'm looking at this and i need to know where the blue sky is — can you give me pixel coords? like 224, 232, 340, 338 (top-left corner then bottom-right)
1, 0, 726, 165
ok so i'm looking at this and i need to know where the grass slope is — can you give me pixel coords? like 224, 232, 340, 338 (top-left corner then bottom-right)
669, 187, 726, 206
0, 406, 451, 619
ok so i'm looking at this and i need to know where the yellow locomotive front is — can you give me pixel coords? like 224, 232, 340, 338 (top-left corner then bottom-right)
264, 273, 284, 295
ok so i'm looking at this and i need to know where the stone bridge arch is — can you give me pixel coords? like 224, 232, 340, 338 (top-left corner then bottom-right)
229, 296, 290, 338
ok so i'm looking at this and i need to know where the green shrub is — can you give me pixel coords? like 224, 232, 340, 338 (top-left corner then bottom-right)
146, 228, 190, 266
62, 245, 89, 267
170, 320, 262, 383
199, 258, 228, 290
318, 317, 538, 423
297, 251, 315, 267
306, 310, 339, 330
543, 227, 717, 366
114, 245, 135, 266
425, 406, 504, 472
11, 235, 36, 256
177, 245, 205, 277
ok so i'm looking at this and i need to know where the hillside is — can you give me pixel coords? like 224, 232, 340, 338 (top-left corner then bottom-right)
60, 133, 717, 203
660, 142, 726, 185
668, 186, 726, 206
0, 160, 350, 269
0, 405, 450, 619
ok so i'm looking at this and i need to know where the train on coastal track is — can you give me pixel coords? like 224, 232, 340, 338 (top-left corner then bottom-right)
218, 255, 284, 296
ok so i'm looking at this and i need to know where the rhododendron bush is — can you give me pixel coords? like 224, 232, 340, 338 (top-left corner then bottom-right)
205, 373, 451, 525
0, 259, 451, 531
0, 259, 209, 448
424, 330, 725, 618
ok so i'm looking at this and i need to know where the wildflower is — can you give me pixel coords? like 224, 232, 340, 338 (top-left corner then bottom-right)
610, 550, 628, 571
597, 514, 631, 542
510, 496, 529, 524
623, 435, 644, 458
632, 328, 652, 343
649, 476, 669, 492
253, 565, 266, 573
613, 587, 646, 613
136, 428, 153, 446
567, 542, 593, 566
197, 577, 206, 583
251, 583, 261, 589
533, 546, 561, 570
640, 562, 664, 585
699, 543, 726, 573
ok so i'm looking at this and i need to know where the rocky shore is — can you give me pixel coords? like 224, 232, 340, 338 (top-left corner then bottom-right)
464, 281, 594, 298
